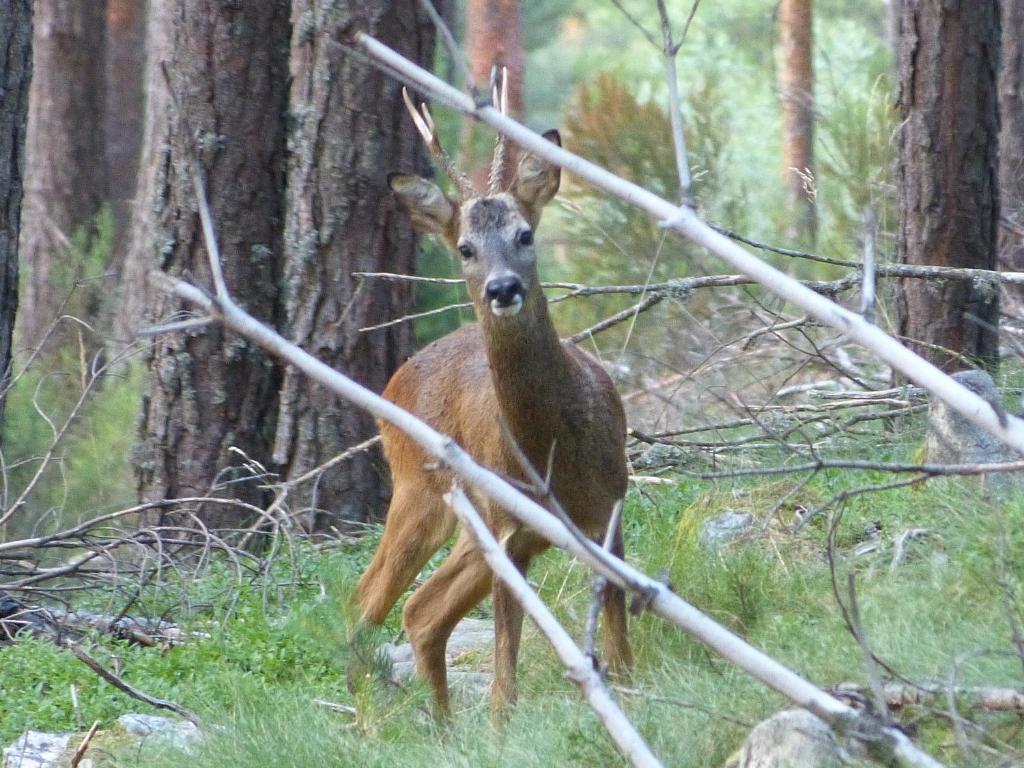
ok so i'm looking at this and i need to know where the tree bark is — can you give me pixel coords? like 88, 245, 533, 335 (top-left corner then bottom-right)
467, 0, 523, 117
273, 1, 433, 528
104, 0, 146, 245
0, 2, 32, 429
999, 0, 1024, 279
19, 0, 107, 349
464, 0, 523, 188
133, 0, 290, 529
896, 1, 1001, 372
118, 0, 171, 340
778, 0, 816, 246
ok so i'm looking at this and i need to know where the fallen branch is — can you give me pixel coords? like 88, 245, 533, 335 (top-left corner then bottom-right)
714, 223, 1024, 286
68, 643, 201, 727
69, 720, 101, 768
0, 602, 185, 647
834, 682, 1024, 713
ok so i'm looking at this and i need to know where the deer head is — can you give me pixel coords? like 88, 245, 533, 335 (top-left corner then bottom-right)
388, 83, 561, 321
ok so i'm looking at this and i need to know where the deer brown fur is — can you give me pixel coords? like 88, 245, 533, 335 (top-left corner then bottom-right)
356, 111, 633, 718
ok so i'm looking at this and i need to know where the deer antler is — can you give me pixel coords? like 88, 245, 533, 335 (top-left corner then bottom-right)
487, 65, 511, 194
402, 87, 474, 200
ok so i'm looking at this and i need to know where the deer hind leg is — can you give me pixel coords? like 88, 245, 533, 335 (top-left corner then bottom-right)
601, 521, 634, 676
357, 485, 455, 626
402, 532, 492, 719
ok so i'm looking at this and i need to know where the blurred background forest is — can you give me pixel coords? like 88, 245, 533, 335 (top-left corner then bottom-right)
2, 1, 1024, 766
2, 0, 905, 538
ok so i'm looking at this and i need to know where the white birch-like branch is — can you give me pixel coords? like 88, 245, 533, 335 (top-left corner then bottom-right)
353, 31, 1024, 461
445, 486, 662, 768
861, 207, 877, 324
155, 270, 944, 768
655, 0, 694, 205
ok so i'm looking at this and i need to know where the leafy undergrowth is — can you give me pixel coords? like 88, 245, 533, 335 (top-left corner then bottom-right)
3, 445, 1024, 767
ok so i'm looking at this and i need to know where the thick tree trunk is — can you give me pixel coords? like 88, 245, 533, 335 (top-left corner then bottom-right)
0, 2, 32, 428
464, 0, 523, 188
467, 0, 523, 117
273, 1, 433, 528
999, 0, 1024, 280
19, 0, 107, 348
778, 0, 815, 246
118, 0, 171, 340
133, 0, 290, 529
104, 0, 145, 244
896, 1, 1001, 372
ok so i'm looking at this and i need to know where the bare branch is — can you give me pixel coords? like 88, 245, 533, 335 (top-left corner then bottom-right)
158, 61, 228, 299
606, 0, 659, 48
847, 571, 891, 721
68, 642, 201, 727
861, 207, 877, 324
834, 682, 1024, 713
416, 0, 480, 100
655, 0, 693, 204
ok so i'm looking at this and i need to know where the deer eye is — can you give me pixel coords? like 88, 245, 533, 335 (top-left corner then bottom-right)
458, 243, 474, 259
517, 229, 534, 247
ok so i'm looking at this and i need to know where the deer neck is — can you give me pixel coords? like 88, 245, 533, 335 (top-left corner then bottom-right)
478, 285, 573, 457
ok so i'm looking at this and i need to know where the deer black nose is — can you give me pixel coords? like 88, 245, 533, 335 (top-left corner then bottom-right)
485, 275, 525, 307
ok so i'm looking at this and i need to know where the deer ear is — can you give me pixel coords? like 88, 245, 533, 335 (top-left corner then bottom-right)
512, 130, 561, 225
388, 174, 458, 237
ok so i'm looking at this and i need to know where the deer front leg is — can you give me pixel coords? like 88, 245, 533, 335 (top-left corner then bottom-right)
356, 486, 455, 625
403, 533, 492, 719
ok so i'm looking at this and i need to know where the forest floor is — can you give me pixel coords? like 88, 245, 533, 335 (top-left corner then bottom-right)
3, 424, 1024, 767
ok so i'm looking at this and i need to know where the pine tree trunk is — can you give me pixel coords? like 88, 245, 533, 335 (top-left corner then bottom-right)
467, 0, 523, 117
999, 0, 1024, 278
133, 0, 290, 529
118, 0, 171, 340
464, 0, 522, 187
896, 1, 1001, 372
19, 0, 107, 349
0, 2, 32, 429
778, 0, 815, 246
274, 1, 434, 528
104, 0, 145, 248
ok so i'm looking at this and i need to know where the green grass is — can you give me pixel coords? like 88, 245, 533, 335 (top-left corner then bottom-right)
3, 438, 1024, 766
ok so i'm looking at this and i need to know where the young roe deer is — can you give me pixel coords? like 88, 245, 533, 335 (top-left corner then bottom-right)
356, 84, 633, 718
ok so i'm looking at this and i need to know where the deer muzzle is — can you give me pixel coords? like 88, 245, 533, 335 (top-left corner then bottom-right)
485, 275, 525, 317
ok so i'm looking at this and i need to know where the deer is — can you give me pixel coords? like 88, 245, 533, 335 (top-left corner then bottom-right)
356, 77, 633, 719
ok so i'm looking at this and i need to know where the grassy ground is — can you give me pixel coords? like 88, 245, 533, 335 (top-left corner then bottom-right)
3, 435, 1024, 767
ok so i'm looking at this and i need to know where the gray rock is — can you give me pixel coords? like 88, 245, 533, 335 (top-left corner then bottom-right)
3, 716, 199, 767
383, 617, 494, 694
634, 443, 690, 470
117, 714, 200, 752
725, 709, 865, 768
699, 511, 754, 551
2, 731, 69, 768
927, 370, 1018, 464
